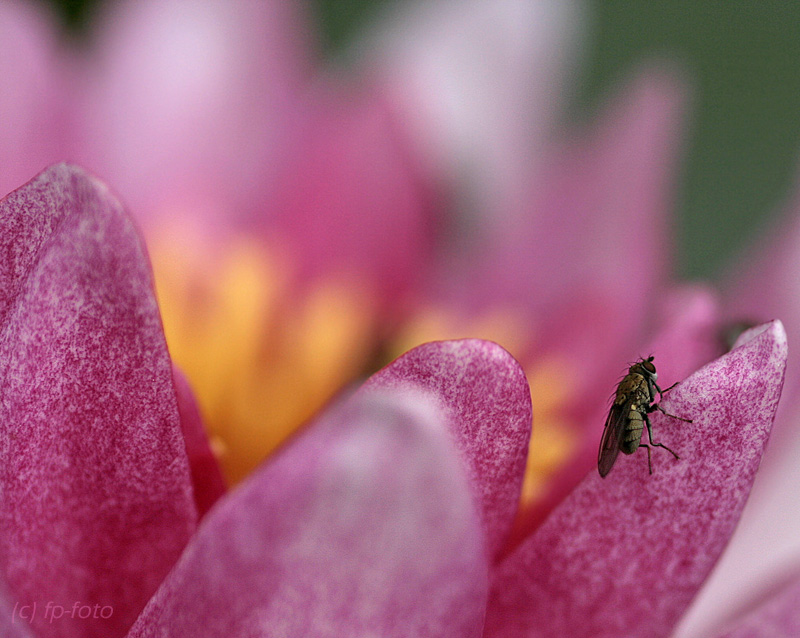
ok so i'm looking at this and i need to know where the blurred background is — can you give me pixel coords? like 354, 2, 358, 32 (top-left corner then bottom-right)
40, 0, 800, 280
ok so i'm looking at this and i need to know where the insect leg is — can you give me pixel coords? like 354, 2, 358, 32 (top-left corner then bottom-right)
650, 402, 693, 423
655, 380, 679, 395
640, 443, 653, 474
643, 413, 680, 460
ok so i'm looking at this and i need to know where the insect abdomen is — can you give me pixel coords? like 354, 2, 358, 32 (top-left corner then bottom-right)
621, 407, 644, 454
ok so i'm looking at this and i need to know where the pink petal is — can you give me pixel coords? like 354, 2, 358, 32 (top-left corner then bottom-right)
687, 182, 800, 638
644, 285, 725, 383
363, 339, 532, 558
485, 320, 787, 638
722, 184, 800, 412
128, 391, 488, 637
713, 576, 800, 638
0, 164, 197, 638
675, 434, 800, 638
511, 285, 724, 544
0, 0, 72, 197
264, 83, 436, 309
448, 68, 687, 382
172, 365, 226, 518
76, 0, 311, 226
0, 586, 34, 638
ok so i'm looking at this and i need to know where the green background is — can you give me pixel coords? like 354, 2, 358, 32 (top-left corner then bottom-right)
41, 0, 800, 280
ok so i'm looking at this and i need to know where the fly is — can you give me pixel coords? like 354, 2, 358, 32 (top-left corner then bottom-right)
598, 356, 691, 477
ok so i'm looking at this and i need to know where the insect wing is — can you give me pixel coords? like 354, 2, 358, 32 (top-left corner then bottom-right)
598, 402, 626, 477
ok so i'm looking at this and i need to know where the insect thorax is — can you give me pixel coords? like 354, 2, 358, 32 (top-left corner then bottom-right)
615, 373, 652, 405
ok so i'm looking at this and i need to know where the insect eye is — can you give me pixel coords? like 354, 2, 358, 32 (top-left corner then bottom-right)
642, 360, 656, 374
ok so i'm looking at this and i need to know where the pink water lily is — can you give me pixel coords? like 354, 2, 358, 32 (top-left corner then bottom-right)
0, 0, 685, 495
0, 164, 790, 638
2, 0, 800, 636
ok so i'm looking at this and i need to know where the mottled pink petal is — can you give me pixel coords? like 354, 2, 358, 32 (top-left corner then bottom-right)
128, 391, 488, 637
485, 321, 787, 638
509, 285, 724, 548
0, 586, 34, 638
77, 0, 311, 226
363, 339, 532, 558
713, 576, 800, 638
675, 436, 800, 638
0, 164, 197, 638
265, 84, 435, 309
585, 284, 724, 437
172, 365, 226, 518
0, 0, 72, 197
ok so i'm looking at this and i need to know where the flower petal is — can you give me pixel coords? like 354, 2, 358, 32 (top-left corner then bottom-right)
0, 586, 34, 638
713, 575, 800, 638
510, 285, 724, 544
265, 84, 436, 310
128, 391, 488, 637
484, 320, 787, 638
644, 285, 725, 383
363, 339, 532, 558
721, 185, 800, 399
448, 68, 687, 381
369, 0, 583, 209
172, 365, 226, 518
77, 0, 310, 226
0, 164, 196, 638
691, 170, 800, 638
674, 328, 800, 638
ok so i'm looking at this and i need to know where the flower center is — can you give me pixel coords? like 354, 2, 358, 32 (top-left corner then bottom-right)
150, 232, 376, 483
151, 232, 577, 509
522, 358, 577, 506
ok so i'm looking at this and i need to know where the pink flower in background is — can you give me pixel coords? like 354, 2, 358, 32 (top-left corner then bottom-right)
1, 0, 800, 636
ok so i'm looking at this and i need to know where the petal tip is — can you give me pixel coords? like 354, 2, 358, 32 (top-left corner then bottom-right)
732, 318, 787, 353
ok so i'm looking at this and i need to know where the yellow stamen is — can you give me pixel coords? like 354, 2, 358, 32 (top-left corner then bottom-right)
390, 303, 531, 360
150, 232, 375, 483
520, 358, 577, 506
